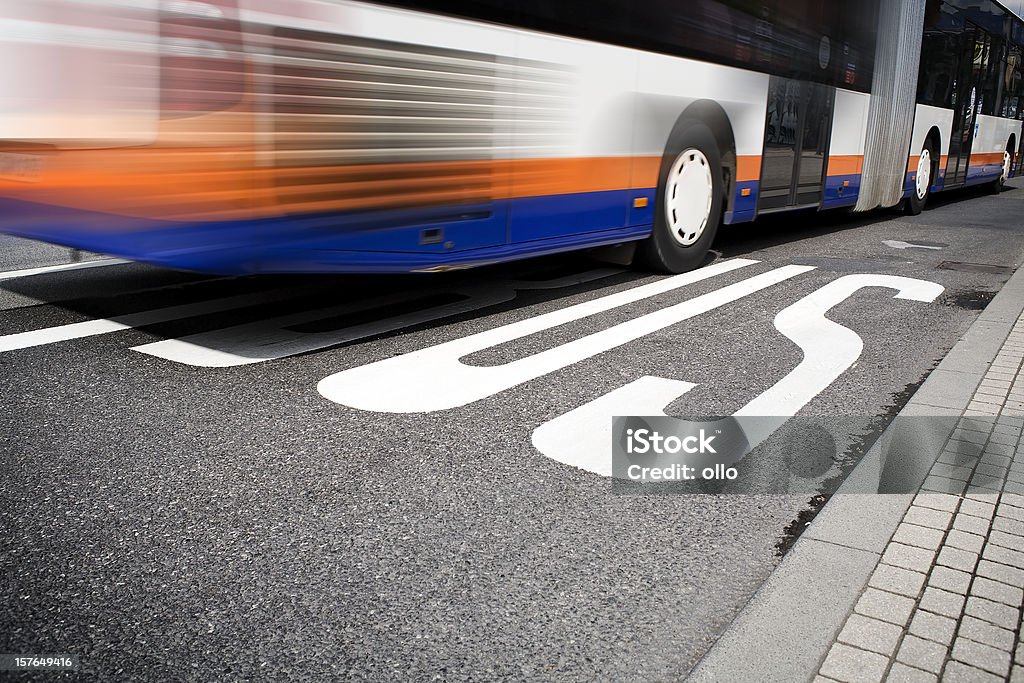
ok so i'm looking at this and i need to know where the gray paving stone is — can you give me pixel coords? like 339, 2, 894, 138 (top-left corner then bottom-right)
950, 430, 988, 445
965, 596, 1021, 629
958, 615, 1015, 651
939, 451, 979, 468
970, 474, 1005, 490
1005, 480, 1024, 495
982, 543, 1024, 569
1012, 665, 1024, 683
952, 513, 991, 536
984, 443, 1014, 457
1004, 492, 1024, 508
947, 440, 985, 457
885, 662, 936, 683
982, 452, 1013, 468
989, 431, 1018, 446
976, 559, 1024, 588
942, 660, 1003, 682
966, 492, 1001, 505
882, 543, 936, 573
869, 564, 927, 598
927, 566, 971, 594
855, 588, 916, 626
960, 415, 993, 428
999, 502, 1024, 522
976, 462, 1009, 478
1017, 641, 1024, 664
937, 546, 979, 572
960, 499, 997, 519
918, 587, 966, 618
977, 386, 1009, 400
921, 476, 966, 495
988, 529, 1024, 550
820, 643, 889, 683
945, 529, 986, 553
908, 610, 956, 646
998, 416, 1024, 427
971, 576, 1024, 606
952, 637, 1012, 677
903, 506, 953, 531
991, 515, 1024, 536
892, 528, 946, 552
912, 493, 959, 513
895, 634, 946, 674
838, 614, 903, 656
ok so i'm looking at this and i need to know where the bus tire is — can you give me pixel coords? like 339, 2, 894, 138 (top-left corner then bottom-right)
905, 141, 936, 215
988, 147, 1012, 194
637, 124, 724, 273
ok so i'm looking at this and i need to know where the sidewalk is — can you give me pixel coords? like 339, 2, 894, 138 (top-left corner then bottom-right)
688, 266, 1024, 682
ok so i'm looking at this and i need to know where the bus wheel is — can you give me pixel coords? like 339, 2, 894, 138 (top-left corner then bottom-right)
905, 142, 935, 215
988, 149, 1011, 194
637, 124, 723, 273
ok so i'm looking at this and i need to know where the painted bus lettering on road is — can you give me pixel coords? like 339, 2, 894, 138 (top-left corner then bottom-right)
316, 260, 816, 412
532, 274, 944, 477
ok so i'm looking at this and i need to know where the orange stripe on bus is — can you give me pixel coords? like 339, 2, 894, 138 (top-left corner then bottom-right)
827, 155, 862, 176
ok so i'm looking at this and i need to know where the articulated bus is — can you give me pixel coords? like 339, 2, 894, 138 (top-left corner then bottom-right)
0, 0, 1022, 274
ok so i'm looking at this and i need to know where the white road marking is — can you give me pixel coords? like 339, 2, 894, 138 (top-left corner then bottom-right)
733, 274, 944, 448
529, 273, 944, 477
131, 268, 623, 367
0, 289, 298, 354
532, 376, 696, 476
318, 260, 815, 413
0, 258, 129, 281
882, 239, 943, 250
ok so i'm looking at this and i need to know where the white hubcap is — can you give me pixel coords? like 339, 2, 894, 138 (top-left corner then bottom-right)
1002, 150, 1011, 182
665, 148, 714, 246
916, 149, 931, 200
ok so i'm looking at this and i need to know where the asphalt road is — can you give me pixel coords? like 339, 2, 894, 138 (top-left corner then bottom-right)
3, 182, 1024, 681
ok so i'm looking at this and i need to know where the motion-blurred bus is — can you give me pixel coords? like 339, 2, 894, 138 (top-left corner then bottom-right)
0, 0, 1021, 274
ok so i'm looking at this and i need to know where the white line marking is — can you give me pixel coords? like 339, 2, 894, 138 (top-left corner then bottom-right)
0, 289, 298, 354
318, 260, 814, 413
131, 268, 623, 367
882, 240, 943, 251
0, 258, 129, 282
532, 376, 696, 476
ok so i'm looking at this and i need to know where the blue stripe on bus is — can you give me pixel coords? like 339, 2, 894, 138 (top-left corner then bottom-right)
728, 181, 758, 223
0, 193, 656, 274
822, 174, 860, 209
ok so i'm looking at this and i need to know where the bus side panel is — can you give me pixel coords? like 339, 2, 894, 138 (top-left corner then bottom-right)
965, 114, 1022, 185
507, 33, 636, 242
632, 55, 769, 225
823, 89, 870, 209
906, 104, 953, 195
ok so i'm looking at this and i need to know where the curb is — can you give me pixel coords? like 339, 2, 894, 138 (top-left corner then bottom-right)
685, 262, 1024, 682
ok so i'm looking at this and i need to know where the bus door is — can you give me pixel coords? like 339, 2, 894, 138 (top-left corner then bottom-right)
758, 77, 834, 211
946, 25, 990, 187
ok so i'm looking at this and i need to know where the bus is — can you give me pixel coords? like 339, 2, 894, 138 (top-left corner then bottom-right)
0, 0, 1020, 275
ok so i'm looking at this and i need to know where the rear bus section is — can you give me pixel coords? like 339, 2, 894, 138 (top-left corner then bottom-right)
0, 0, 263, 273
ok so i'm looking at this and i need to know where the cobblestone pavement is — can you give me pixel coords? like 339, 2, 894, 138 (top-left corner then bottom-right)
818, 317, 1024, 682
